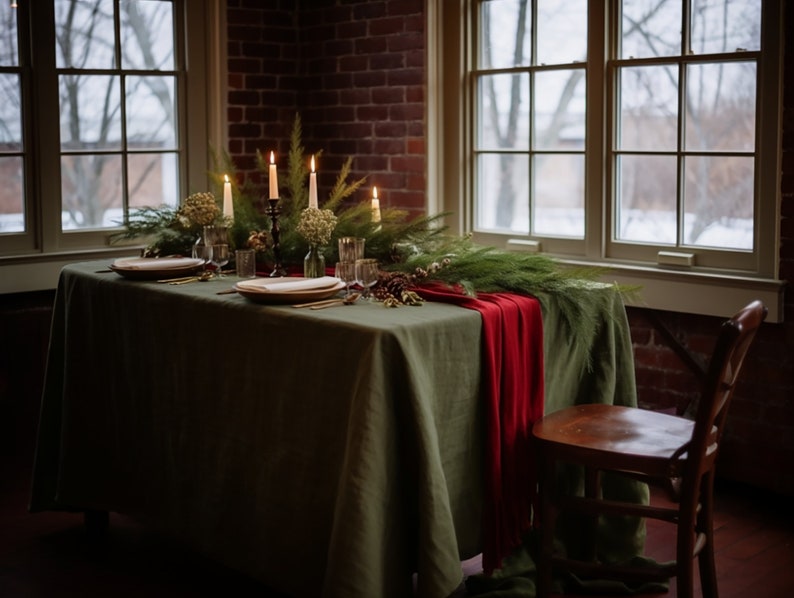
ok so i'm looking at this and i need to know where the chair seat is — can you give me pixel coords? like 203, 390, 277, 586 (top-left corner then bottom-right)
533, 404, 697, 469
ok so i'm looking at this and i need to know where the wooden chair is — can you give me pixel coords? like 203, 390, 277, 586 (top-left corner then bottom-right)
532, 300, 767, 598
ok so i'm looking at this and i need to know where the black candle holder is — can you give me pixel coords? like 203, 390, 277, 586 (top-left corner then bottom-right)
265, 197, 288, 277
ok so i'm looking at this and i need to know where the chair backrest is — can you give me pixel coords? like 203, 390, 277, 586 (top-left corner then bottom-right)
686, 300, 767, 476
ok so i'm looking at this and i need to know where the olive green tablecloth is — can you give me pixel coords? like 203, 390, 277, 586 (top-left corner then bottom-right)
30, 261, 639, 598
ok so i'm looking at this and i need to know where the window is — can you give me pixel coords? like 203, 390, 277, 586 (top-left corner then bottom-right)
0, 2, 23, 237
610, 0, 762, 271
55, 0, 180, 232
474, 0, 587, 239
433, 0, 784, 320
0, 0, 220, 292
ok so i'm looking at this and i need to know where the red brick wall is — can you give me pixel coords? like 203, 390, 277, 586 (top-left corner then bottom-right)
226, 0, 426, 216
226, 0, 300, 189
298, 0, 426, 216
225, 1, 794, 495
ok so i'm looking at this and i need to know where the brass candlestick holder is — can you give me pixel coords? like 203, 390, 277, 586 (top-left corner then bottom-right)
265, 197, 288, 277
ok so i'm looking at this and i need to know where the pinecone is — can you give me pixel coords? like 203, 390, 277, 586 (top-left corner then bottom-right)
372, 271, 424, 306
373, 271, 407, 301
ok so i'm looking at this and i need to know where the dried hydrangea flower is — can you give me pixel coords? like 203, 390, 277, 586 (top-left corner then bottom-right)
296, 207, 337, 246
176, 192, 220, 228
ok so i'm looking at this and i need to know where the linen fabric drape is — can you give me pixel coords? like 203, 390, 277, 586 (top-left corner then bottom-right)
414, 284, 544, 574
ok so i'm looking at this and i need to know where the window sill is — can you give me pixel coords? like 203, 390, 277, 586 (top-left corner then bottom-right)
562, 259, 786, 323
0, 247, 144, 295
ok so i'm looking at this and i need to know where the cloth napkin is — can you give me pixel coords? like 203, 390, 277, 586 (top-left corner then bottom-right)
113, 257, 203, 270
413, 283, 545, 575
236, 276, 341, 293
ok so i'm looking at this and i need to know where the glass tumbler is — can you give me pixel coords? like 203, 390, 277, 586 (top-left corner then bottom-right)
338, 237, 365, 262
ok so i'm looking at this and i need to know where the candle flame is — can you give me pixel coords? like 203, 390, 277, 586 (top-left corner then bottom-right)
311, 155, 316, 172
373, 186, 378, 199
224, 174, 229, 183
270, 151, 275, 164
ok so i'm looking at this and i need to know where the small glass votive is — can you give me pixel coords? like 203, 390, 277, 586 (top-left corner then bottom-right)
235, 249, 256, 278
338, 237, 365, 262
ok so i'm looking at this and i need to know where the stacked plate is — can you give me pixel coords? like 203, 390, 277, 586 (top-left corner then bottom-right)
234, 276, 345, 304
109, 257, 205, 280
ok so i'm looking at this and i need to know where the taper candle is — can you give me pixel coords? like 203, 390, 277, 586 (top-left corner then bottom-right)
222, 175, 233, 220
269, 151, 278, 199
371, 186, 381, 223
309, 155, 318, 209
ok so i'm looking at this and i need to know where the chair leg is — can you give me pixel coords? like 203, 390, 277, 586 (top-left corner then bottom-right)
697, 475, 719, 598
676, 491, 699, 598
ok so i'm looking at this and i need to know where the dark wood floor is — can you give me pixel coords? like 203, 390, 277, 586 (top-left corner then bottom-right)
2, 439, 793, 598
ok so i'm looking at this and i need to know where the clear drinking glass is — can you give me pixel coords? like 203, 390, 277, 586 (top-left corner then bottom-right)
235, 248, 257, 278
210, 244, 230, 277
355, 258, 379, 300
192, 244, 213, 272
338, 237, 365, 262
203, 225, 228, 246
335, 261, 356, 296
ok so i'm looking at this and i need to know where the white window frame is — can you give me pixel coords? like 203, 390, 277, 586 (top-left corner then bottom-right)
428, 0, 785, 322
0, 0, 226, 294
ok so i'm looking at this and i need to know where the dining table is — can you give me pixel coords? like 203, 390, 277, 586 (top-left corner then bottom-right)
29, 260, 643, 598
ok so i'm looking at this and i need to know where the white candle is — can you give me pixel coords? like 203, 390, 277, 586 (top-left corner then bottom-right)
222, 174, 233, 220
269, 151, 278, 199
371, 186, 381, 223
309, 155, 318, 209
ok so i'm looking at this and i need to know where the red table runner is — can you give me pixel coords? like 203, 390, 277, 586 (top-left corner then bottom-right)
414, 283, 545, 574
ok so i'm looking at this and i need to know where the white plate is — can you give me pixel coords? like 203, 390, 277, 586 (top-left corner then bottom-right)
235, 276, 341, 293
234, 277, 346, 304
109, 257, 204, 280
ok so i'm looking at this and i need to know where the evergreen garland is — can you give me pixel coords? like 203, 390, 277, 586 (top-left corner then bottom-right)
382, 237, 638, 355
112, 113, 638, 346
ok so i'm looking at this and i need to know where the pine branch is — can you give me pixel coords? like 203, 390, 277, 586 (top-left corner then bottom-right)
325, 157, 367, 211
386, 241, 637, 361
286, 113, 307, 215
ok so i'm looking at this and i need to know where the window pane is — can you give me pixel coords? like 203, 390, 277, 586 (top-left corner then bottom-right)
534, 69, 585, 150
685, 62, 756, 152
620, 0, 682, 59
60, 75, 122, 150
128, 152, 178, 209
537, 0, 587, 65
533, 154, 584, 237
691, 0, 760, 54
616, 154, 677, 244
683, 155, 753, 249
477, 73, 529, 150
0, 156, 24, 232
55, 0, 116, 69
476, 153, 529, 233
126, 76, 176, 150
0, 74, 22, 149
618, 65, 679, 151
121, 0, 175, 70
479, 0, 531, 69
0, 3, 19, 66
61, 154, 123, 230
